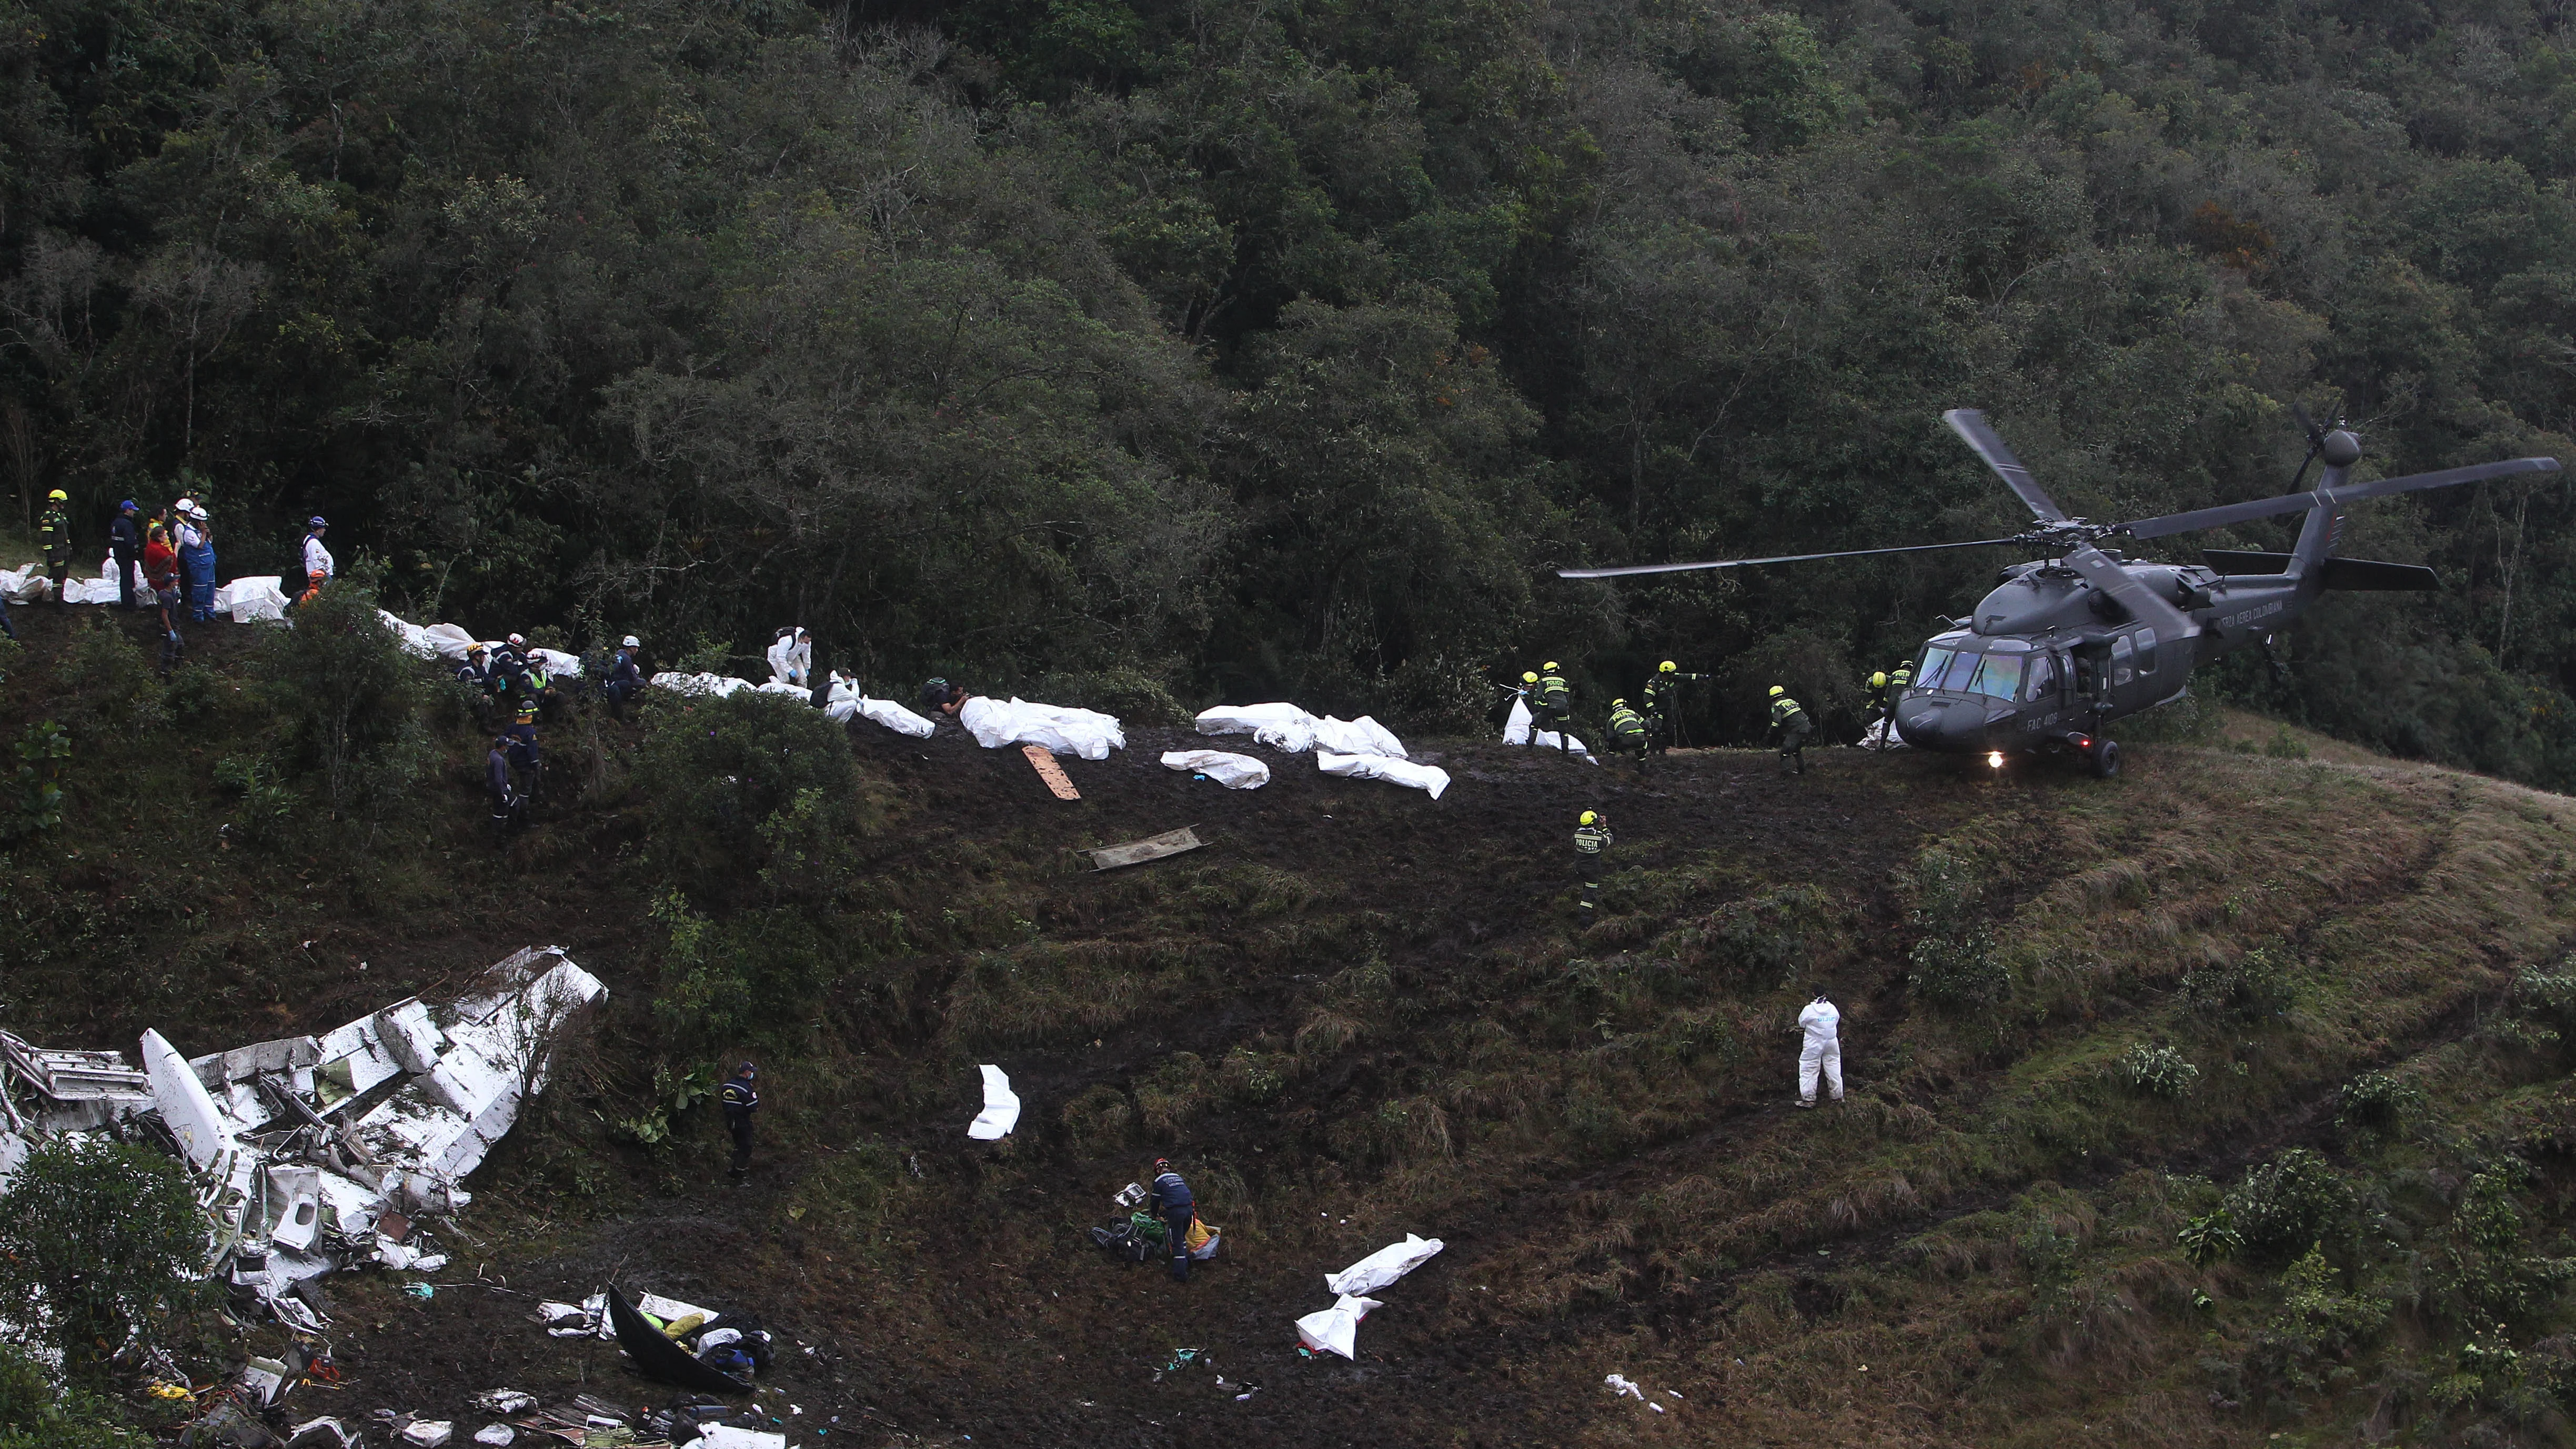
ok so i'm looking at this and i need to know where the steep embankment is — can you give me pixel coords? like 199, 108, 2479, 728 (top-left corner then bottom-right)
8, 606, 2576, 1446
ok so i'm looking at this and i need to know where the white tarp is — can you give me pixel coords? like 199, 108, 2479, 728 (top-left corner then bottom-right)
650, 672, 754, 699
1325, 1234, 1445, 1295
1294, 1294, 1382, 1360
967, 1065, 1020, 1141
420, 624, 480, 662
529, 647, 582, 679
0, 565, 42, 603
1317, 751, 1451, 800
1860, 717, 1908, 751
1503, 698, 1595, 760
960, 696, 1125, 761
215, 577, 289, 623
379, 610, 445, 660
1160, 750, 1270, 789
1195, 703, 1408, 759
824, 677, 937, 738
54, 554, 146, 605
695, 1429, 787, 1449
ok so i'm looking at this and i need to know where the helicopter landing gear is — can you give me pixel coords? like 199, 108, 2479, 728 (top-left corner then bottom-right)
2085, 739, 2122, 779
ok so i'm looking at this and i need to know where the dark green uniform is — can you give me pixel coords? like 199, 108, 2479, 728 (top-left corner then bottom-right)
1642, 670, 1707, 751
1535, 669, 1573, 751
1607, 703, 1650, 770
1769, 694, 1813, 773
1574, 820, 1613, 919
37, 502, 70, 606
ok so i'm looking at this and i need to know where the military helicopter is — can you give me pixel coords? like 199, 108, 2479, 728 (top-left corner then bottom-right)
1559, 409, 2561, 777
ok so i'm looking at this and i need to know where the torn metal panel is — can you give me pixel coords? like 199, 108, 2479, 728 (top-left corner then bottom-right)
0, 1029, 154, 1132
1082, 826, 1206, 871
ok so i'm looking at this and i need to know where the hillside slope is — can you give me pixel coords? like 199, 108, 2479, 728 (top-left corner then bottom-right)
8, 607, 2576, 1446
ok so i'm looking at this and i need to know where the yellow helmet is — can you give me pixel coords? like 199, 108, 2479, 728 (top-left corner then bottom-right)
1659, 660, 1677, 673
1543, 661, 1560, 672
1579, 810, 1597, 826
1611, 698, 1626, 709
1870, 671, 1887, 687
46, 488, 66, 501
1769, 685, 1786, 697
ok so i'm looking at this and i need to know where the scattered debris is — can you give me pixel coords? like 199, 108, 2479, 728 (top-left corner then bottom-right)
1324, 1233, 1445, 1295
695, 1427, 787, 1449
0, 948, 605, 1330
1022, 744, 1081, 800
1317, 750, 1452, 799
604, 1284, 772, 1395
398, 1422, 455, 1447
1081, 826, 1206, 871
471, 1426, 516, 1447
1605, 1373, 1644, 1400
1158, 750, 1270, 789
283, 1418, 361, 1449
967, 1065, 1020, 1140
476, 1390, 538, 1416
1293, 1294, 1382, 1360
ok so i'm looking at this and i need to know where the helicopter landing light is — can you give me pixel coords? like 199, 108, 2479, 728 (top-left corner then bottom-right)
1986, 751, 2006, 769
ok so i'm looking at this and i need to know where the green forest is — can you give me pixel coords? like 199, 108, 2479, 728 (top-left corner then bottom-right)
1, 0, 2570, 775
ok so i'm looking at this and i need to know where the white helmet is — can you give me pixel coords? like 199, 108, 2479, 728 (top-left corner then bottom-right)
174, 497, 196, 515
186, 503, 209, 521
621, 635, 639, 649
507, 632, 526, 648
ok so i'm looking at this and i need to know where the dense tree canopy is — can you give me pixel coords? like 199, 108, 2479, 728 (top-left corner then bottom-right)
0, 0, 2569, 773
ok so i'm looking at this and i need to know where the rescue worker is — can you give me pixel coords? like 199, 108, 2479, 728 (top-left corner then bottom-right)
505, 698, 542, 804
1512, 671, 1542, 746
485, 735, 521, 838
38, 488, 70, 608
1147, 1158, 1195, 1283
1794, 989, 1844, 1109
1767, 685, 1813, 774
109, 499, 141, 610
1606, 698, 1651, 771
492, 633, 532, 697
721, 1062, 760, 1184
1534, 661, 1573, 751
1573, 809, 1612, 922
920, 677, 972, 720
144, 523, 183, 678
456, 643, 499, 692
1641, 660, 1708, 753
1865, 669, 1893, 727
767, 627, 811, 688
297, 516, 333, 607
180, 502, 216, 622
603, 636, 646, 715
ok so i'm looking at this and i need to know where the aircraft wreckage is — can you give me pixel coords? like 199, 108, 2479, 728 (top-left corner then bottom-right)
0, 947, 603, 1330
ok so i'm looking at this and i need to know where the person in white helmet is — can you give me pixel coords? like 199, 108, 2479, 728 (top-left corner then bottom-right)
603, 635, 646, 715
1794, 989, 1843, 1108
766, 626, 811, 688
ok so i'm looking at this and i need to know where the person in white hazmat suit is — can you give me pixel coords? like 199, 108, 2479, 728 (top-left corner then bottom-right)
767, 626, 812, 687
1793, 991, 1843, 1108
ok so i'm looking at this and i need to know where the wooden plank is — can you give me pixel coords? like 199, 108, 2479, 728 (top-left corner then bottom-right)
1083, 826, 1205, 871
1023, 744, 1080, 800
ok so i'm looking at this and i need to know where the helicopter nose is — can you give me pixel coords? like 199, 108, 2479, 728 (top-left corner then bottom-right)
1894, 695, 1986, 753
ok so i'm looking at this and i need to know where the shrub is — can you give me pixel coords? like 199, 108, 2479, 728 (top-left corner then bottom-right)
2118, 1042, 2199, 1098
2222, 1148, 2351, 1263
2182, 944, 2297, 1020
212, 755, 297, 850
2179, 1208, 2241, 1265
251, 570, 430, 847
2247, 1244, 2388, 1395
55, 612, 168, 736
2336, 1071, 2426, 1135
7, 721, 69, 841
0, 1138, 207, 1375
1909, 930, 2008, 1008
2438, 1166, 2575, 1322
0, 1341, 134, 1447
635, 688, 871, 897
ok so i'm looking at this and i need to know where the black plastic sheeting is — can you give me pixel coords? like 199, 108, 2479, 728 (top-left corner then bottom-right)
608, 1284, 753, 1395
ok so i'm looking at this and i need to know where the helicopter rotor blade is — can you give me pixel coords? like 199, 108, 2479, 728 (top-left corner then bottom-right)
2121, 456, 2562, 541
1555, 537, 2025, 579
1943, 409, 2068, 522
2065, 544, 2197, 640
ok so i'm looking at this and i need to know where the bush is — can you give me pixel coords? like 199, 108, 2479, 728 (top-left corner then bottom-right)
251, 570, 430, 847
7, 721, 69, 841
1909, 930, 2008, 1008
0, 1138, 207, 1375
212, 755, 297, 850
2118, 1042, 2199, 1098
2182, 944, 2297, 1020
635, 688, 872, 897
2223, 1148, 2352, 1263
0, 1341, 135, 1447
2336, 1071, 2426, 1136
54, 613, 169, 737
2179, 1208, 2241, 1265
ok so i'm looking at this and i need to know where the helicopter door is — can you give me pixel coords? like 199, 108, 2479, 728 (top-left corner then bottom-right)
2025, 651, 2060, 702
2110, 635, 2136, 689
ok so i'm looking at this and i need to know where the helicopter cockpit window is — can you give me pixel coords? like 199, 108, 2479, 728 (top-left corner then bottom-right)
2136, 627, 2158, 674
2110, 635, 2136, 687
2025, 653, 2058, 700
1964, 652, 2024, 700
1917, 646, 1963, 691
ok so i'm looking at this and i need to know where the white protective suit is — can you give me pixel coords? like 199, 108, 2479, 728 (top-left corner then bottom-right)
766, 629, 811, 687
302, 532, 335, 581
1797, 997, 1843, 1105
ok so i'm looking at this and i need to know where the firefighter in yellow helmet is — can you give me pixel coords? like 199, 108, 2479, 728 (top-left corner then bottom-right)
1533, 661, 1573, 752
1573, 809, 1613, 922
1607, 698, 1650, 772
38, 488, 71, 608
1767, 685, 1813, 774
1641, 659, 1707, 753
